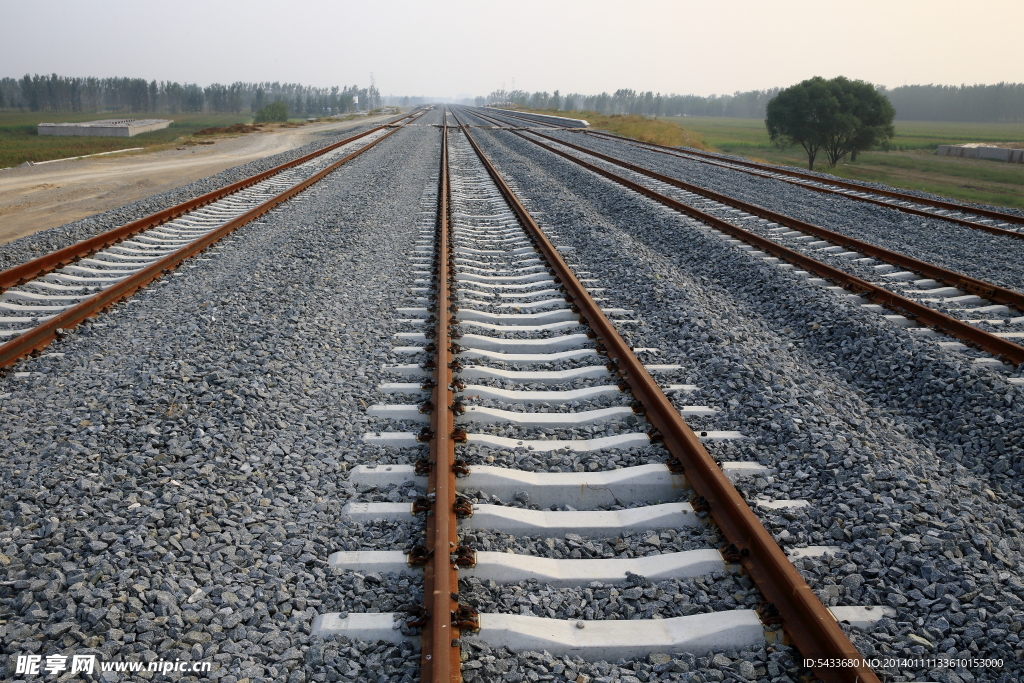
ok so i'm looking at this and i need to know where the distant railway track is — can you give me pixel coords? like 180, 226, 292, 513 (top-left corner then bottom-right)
467, 107, 1024, 373
0, 108, 427, 368
482, 107, 1024, 237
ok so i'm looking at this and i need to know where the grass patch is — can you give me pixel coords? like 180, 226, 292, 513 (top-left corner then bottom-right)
0, 111, 252, 168
509, 107, 706, 150
658, 117, 1024, 210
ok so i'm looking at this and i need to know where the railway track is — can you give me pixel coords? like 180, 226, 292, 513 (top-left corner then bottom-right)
2, 103, 1021, 683
0, 107, 428, 368
481, 107, 1024, 238
464, 107, 1024, 378
312, 107, 889, 683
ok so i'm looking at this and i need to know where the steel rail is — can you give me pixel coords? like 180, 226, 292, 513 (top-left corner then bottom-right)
0, 109, 422, 292
0, 117, 413, 369
420, 111, 461, 683
483, 119, 1024, 366
476, 107, 1024, 235
520, 128, 1024, 313
450, 107, 880, 683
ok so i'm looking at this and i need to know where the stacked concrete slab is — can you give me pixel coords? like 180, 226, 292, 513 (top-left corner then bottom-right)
937, 143, 1024, 163
38, 119, 172, 138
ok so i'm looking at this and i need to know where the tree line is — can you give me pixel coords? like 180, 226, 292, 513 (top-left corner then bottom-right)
485, 88, 779, 119
487, 83, 1024, 122
881, 83, 1024, 122
0, 74, 382, 116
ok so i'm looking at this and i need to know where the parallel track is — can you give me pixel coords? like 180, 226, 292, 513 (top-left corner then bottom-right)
483, 107, 1024, 237
464, 107, 1024, 368
0, 108, 427, 368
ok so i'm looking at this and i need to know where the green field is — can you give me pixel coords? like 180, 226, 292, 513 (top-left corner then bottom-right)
663, 117, 1024, 210
0, 111, 252, 168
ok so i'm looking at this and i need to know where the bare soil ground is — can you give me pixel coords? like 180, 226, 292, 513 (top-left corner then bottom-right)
0, 114, 395, 246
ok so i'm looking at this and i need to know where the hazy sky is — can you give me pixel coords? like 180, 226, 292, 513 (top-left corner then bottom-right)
3, 0, 1021, 98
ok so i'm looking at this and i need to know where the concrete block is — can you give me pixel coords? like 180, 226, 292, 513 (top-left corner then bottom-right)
829, 605, 896, 629
785, 546, 839, 559
460, 404, 715, 426
464, 549, 726, 586
461, 384, 621, 403
458, 333, 590, 352
467, 502, 699, 535
459, 348, 598, 364
351, 462, 689, 509
311, 612, 414, 642
325, 549, 728, 586
38, 118, 171, 137
937, 144, 1023, 164
475, 611, 764, 659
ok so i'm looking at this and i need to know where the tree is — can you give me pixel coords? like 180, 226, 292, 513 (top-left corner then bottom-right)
765, 76, 895, 170
254, 100, 288, 123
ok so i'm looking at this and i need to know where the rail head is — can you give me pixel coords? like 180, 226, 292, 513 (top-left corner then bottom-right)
420, 112, 462, 683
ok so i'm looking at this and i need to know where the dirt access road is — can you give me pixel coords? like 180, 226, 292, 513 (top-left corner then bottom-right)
0, 113, 398, 246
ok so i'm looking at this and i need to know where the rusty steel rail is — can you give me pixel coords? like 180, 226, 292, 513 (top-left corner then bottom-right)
0, 109, 421, 293
419, 113, 461, 682
450, 107, 880, 683
521, 128, 1024, 313
477, 106, 1024, 236
487, 121, 1024, 367
0, 115, 415, 369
